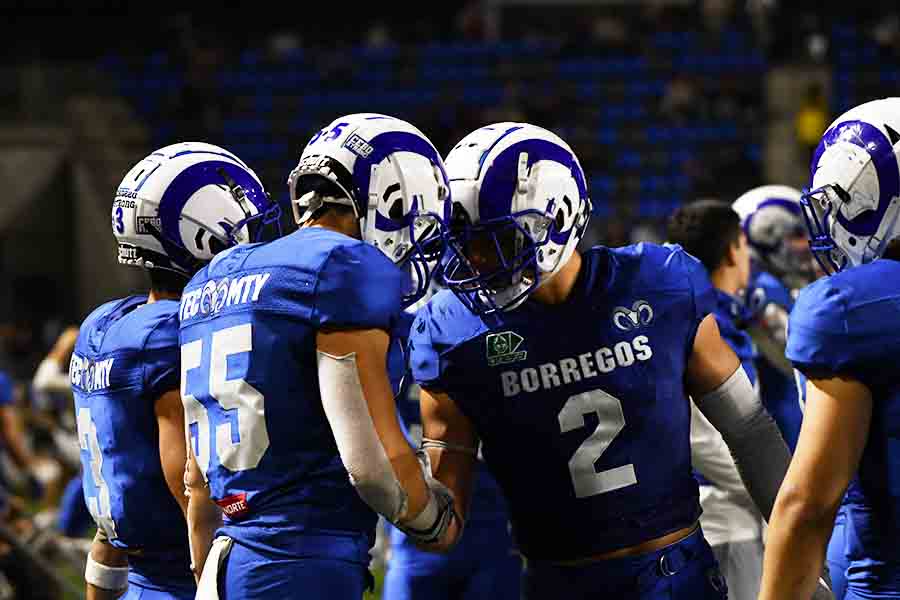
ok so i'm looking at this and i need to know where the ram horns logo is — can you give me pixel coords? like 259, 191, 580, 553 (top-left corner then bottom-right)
612, 300, 654, 331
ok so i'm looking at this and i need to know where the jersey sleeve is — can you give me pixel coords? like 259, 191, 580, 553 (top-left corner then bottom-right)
678, 248, 717, 323
408, 303, 443, 389
142, 314, 181, 399
313, 242, 404, 330
660, 244, 717, 353
786, 277, 861, 380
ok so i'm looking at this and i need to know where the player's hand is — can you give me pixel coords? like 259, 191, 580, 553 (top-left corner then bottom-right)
413, 508, 461, 553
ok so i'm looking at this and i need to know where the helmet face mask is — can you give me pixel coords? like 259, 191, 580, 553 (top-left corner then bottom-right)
800, 184, 852, 275
286, 114, 452, 307
444, 208, 553, 314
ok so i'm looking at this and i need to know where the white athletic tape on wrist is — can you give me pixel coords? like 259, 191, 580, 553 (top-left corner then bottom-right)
85, 554, 129, 591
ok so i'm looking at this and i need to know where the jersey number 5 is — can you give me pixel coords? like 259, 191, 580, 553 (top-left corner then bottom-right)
181, 323, 270, 475
558, 389, 638, 498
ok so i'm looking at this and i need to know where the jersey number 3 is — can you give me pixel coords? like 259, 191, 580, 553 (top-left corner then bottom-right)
558, 390, 638, 498
181, 323, 270, 475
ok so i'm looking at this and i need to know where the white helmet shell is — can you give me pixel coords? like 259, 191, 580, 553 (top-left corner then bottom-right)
732, 184, 811, 286
113, 142, 271, 276
804, 97, 900, 272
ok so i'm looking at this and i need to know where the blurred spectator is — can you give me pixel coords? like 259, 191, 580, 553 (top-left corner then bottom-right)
701, 0, 736, 34
795, 83, 828, 162
873, 12, 900, 57
456, 1, 497, 42
31, 328, 76, 397
0, 373, 42, 504
30, 327, 90, 537
661, 75, 705, 122
365, 22, 393, 50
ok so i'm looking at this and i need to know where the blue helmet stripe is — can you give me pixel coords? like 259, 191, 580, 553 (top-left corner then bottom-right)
477, 125, 524, 179
478, 139, 588, 222
157, 161, 270, 268
170, 149, 248, 169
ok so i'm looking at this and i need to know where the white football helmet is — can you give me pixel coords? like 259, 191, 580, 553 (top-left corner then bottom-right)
286, 113, 450, 306
733, 185, 814, 287
441, 123, 592, 314
803, 97, 900, 273
113, 142, 280, 276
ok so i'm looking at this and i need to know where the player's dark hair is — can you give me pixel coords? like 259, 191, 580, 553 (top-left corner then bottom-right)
147, 267, 189, 296
312, 202, 356, 222
300, 176, 358, 223
667, 199, 742, 273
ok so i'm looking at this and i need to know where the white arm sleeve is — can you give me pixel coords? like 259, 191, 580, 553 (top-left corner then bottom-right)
317, 350, 409, 523
33, 358, 72, 393
694, 366, 792, 522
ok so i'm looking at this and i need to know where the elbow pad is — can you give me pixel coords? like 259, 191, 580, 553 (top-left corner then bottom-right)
317, 350, 408, 522
694, 366, 791, 521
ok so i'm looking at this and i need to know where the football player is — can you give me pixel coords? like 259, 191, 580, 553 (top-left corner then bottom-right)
733, 184, 814, 451
407, 123, 812, 599
760, 98, 900, 599
181, 114, 454, 599
72, 142, 279, 600
667, 200, 764, 600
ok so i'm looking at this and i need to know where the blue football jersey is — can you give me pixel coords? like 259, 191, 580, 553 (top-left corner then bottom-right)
711, 288, 757, 386
745, 270, 794, 319
179, 227, 403, 561
746, 269, 803, 450
72, 296, 193, 589
787, 259, 900, 562
409, 243, 715, 561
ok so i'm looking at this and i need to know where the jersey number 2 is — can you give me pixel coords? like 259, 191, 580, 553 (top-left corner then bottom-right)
558, 390, 637, 498
181, 323, 270, 475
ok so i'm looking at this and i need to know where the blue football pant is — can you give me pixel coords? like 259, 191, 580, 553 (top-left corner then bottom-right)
828, 505, 850, 599
220, 540, 371, 600
522, 527, 727, 600
383, 522, 521, 600
121, 583, 194, 600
